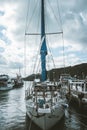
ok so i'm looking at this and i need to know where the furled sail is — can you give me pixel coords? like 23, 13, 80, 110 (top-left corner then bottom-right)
40, 0, 47, 81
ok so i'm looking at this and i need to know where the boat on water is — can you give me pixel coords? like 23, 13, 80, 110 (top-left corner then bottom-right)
0, 74, 14, 91
66, 79, 87, 110
57, 74, 72, 98
59, 74, 71, 83
13, 74, 24, 88
25, 0, 66, 130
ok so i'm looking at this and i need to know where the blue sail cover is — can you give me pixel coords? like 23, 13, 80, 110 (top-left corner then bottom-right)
40, 36, 47, 81
40, 0, 47, 81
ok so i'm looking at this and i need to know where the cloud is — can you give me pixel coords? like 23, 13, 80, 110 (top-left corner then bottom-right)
0, 0, 26, 75
9, 61, 23, 69
60, 0, 87, 47
0, 0, 87, 76
0, 47, 5, 53
0, 54, 7, 65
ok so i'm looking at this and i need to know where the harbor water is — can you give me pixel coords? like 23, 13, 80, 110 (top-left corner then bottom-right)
0, 82, 87, 130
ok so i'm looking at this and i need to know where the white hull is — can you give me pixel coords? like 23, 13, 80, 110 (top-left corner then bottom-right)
0, 84, 13, 91
26, 100, 65, 130
0, 74, 14, 91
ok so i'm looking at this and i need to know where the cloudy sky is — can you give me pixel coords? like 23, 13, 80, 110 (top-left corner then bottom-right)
0, 0, 87, 77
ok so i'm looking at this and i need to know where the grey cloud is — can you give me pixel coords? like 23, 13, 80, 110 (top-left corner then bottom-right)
9, 61, 23, 69
0, 47, 5, 53
59, 0, 87, 48
0, 54, 7, 65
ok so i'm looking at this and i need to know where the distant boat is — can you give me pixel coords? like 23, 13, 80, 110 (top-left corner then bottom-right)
25, 0, 66, 130
13, 74, 24, 88
66, 79, 87, 111
59, 73, 72, 85
0, 74, 14, 91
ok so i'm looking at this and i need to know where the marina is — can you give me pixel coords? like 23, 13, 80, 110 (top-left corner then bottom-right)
66, 79, 87, 111
0, 0, 87, 130
0, 82, 87, 130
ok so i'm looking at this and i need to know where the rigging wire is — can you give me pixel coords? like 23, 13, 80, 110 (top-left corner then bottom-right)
46, 36, 56, 69
25, 0, 41, 78
24, 0, 33, 81
32, 1, 41, 75
47, 0, 62, 32
25, 0, 30, 33
25, 0, 63, 34
24, 35, 27, 90
44, 0, 57, 70
56, 0, 66, 72
24, 0, 31, 90
57, 0, 63, 32
25, 0, 65, 75
62, 33, 66, 73
36, 58, 41, 74
26, 0, 39, 32
45, 0, 65, 72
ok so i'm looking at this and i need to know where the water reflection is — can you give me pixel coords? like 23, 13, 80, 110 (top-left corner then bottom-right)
0, 87, 26, 130
0, 82, 87, 130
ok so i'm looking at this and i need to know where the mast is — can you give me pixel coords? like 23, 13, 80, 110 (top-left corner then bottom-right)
40, 0, 47, 81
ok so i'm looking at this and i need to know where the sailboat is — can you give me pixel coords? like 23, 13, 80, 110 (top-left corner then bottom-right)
25, 0, 65, 130
0, 74, 14, 91
13, 68, 24, 88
